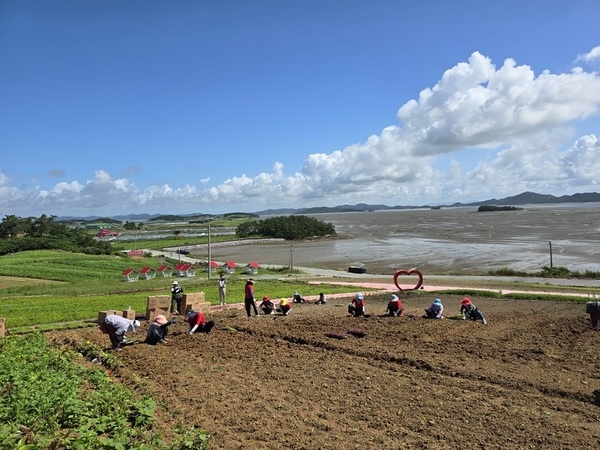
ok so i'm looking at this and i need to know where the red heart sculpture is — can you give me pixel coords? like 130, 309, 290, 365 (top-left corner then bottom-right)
393, 268, 423, 291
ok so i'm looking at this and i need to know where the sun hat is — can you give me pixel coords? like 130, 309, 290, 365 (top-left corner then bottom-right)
185, 310, 197, 318
390, 294, 399, 301
262, 295, 270, 300
128, 319, 140, 333
433, 298, 442, 305
247, 278, 255, 284
154, 315, 168, 325
356, 293, 364, 300
461, 297, 471, 305
172, 280, 178, 285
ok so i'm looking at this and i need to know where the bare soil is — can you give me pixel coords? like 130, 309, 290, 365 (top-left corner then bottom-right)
48, 292, 600, 449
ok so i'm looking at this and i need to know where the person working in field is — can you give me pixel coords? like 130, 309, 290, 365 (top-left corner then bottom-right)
292, 291, 305, 303
277, 298, 292, 315
315, 292, 327, 305
186, 310, 215, 334
424, 298, 444, 319
386, 294, 404, 317
586, 301, 600, 328
259, 296, 276, 315
101, 315, 140, 351
145, 314, 176, 345
348, 293, 366, 317
460, 297, 487, 325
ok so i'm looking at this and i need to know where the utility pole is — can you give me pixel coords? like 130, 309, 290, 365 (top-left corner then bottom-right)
289, 244, 294, 272
549, 241, 553, 268
207, 222, 212, 279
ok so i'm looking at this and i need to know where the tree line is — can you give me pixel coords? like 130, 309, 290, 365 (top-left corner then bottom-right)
235, 215, 336, 240
0, 214, 112, 255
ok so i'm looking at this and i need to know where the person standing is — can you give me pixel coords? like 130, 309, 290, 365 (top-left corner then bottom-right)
244, 278, 259, 317
102, 315, 140, 351
170, 280, 184, 315
218, 273, 227, 306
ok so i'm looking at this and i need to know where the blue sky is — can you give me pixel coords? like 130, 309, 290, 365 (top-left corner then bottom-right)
1, 0, 600, 217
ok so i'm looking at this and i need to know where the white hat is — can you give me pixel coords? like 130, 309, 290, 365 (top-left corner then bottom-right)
128, 320, 141, 333
172, 280, 178, 285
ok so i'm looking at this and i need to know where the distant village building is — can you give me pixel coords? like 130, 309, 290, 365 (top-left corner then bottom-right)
121, 268, 139, 282
139, 266, 157, 280
97, 229, 120, 238
222, 261, 237, 274
157, 264, 173, 277
245, 261, 260, 275
174, 263, 196, 277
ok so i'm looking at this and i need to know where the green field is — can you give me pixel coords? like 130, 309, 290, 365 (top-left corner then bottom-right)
0, 250, 363, 330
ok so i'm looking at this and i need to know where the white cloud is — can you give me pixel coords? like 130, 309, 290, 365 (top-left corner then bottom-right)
2, 51, 600, 216
576, 45, 600, 64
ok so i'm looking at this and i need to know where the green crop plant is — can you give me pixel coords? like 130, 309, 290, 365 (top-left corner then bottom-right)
0, 332, 209, 449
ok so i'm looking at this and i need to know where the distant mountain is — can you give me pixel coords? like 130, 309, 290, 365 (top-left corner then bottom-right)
255, 191, 600, 216
56, 191, 600, 221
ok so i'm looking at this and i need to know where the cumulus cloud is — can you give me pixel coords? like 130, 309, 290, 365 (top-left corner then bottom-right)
2, 50, 600, 215
576, 45, 600, 64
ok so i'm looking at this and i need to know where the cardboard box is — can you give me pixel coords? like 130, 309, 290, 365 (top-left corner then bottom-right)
0, 317, 5, 338
122, 309, 136, 320
147, 295, 170, 309
98, 310, 117, 324
181, 292, 206, 315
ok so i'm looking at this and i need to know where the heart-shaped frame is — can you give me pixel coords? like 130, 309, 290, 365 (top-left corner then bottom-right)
393, 268, 423, 291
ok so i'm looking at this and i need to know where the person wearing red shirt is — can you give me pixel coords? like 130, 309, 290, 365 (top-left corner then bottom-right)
244, 278, 259, 317
386, 294, 404, 317
348, 293, 366, 317
259, 295, 275, 315
185, 310, 215, 334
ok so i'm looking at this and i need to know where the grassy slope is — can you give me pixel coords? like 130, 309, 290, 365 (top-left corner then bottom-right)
0, 250, 370, 329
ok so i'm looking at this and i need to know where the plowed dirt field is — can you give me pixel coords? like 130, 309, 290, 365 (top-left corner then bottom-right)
49, 292, 600, 449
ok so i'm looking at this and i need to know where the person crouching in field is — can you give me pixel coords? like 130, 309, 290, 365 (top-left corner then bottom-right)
186, 310, 215, 335
277, 298, 292, 315
260, 296, 275, 315
460, 297, 487, 325
424, 298, 444, 319
586, 301, 600, 328
101, 315, 140, 351
145, 315, 176, 345
348, 293, 366, 317
386, 294, 404, 317
293, 291, 305, 303
315, 292, 327, 304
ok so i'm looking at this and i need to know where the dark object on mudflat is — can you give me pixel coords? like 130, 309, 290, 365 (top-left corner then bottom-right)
325, 332, 347, 340
347, 328, 368, 338
348, 266, 367, 274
